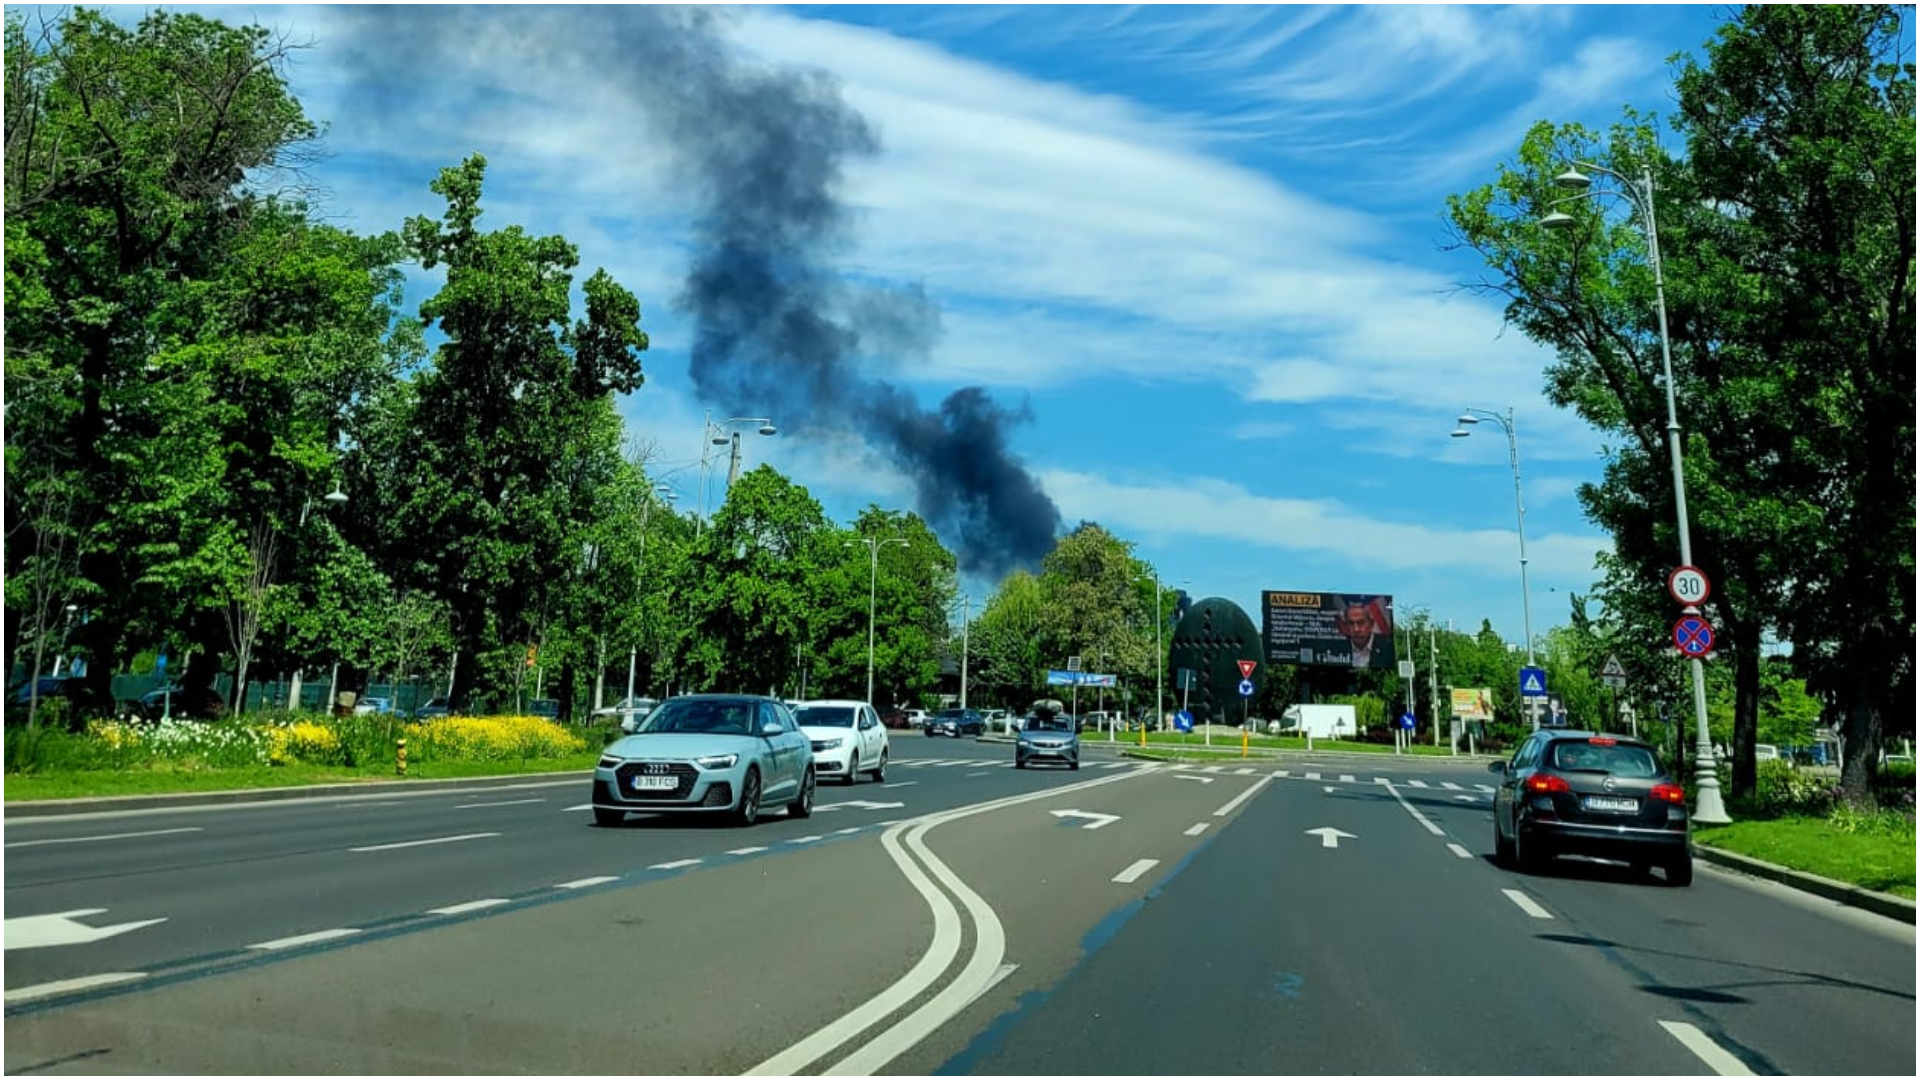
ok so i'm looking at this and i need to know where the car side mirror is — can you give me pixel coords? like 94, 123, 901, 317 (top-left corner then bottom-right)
761, 722, 784, 738
1487, 760, 1506, 774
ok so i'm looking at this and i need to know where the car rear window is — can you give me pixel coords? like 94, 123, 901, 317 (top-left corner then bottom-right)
1551, 740, 1659, 777
794, 706, 855, 727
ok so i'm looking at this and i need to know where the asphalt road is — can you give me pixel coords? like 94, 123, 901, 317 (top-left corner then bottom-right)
5, 746, 1913, 1075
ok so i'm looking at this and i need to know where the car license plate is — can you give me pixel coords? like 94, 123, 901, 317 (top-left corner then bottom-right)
1582, 795, 1639, 812
631, 775, 678, 791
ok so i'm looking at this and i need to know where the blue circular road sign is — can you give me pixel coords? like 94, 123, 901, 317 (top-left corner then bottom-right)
1673, 615, 1715, 657
1238, 679, 1255, 698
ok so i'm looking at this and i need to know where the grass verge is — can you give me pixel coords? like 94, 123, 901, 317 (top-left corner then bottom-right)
1693, 816, 1916, 900
2, 752, 602, 802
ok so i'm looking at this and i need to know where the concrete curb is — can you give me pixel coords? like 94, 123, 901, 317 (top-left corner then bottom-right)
1694, 843, 1917, 924
3, 770, 592, 819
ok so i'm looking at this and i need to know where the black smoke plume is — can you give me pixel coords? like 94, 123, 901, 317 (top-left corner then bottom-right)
337, 6, 1061, 576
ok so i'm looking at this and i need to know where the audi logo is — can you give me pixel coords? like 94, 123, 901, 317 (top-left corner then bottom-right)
644, 762, 669, 774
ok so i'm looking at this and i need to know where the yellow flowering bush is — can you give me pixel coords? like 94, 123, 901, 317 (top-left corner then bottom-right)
404, 715, 586, 762
264, 720, 346, 767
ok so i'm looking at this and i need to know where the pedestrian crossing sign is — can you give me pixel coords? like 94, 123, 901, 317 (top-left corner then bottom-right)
1519, 666, 1548, 697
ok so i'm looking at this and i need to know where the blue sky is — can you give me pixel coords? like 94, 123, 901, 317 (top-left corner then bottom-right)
129, 3, 1744, 645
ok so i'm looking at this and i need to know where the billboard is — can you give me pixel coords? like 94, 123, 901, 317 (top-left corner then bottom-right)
1262, 591, 1396, 670
1450, 688, 1494, 720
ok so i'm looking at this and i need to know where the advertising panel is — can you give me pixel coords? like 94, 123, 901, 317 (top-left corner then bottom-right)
1450, 687, 1494, 720
1261, 591, 1396, 669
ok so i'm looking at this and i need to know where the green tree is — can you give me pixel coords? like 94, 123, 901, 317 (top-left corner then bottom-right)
385, 154, 647, 708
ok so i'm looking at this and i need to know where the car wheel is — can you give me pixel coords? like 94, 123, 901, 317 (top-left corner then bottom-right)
1070, 759, 1080, 771
1665, 852, 1694, 887
593, 807, 624, 828
1493, 815, 1514, 867
845, 750, 860, 786
1015, 757, 1027, 770
873, 750, 887, 783
790, 767, 815, 819
735, 768, 762, 827
1512, 816, 1541, 873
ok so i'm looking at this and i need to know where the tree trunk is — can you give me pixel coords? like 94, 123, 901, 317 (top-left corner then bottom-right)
1730, 619, 1761, 800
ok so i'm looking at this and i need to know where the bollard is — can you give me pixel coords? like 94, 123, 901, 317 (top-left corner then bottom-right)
1242, 726, 1249, 758
397, 738, 407, 776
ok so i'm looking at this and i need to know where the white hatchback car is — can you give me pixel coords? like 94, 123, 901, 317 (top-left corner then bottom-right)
792, 699, 890, 784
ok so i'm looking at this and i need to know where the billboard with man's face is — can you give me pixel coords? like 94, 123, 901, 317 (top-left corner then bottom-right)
1262, 591, 1397, 669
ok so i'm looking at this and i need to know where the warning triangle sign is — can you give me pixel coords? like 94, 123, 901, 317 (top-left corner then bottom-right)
1522, 671, 1545, 693
1600, 654, 1627, 678
1238, 660, 1257, 679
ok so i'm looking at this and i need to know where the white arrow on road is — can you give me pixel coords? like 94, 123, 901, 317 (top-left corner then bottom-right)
1172, 774, 1215, 785
1051, 810, 1121, 830
5, 908, 167, 950
814, 800, 906, 812
1304, 827, 1356, 849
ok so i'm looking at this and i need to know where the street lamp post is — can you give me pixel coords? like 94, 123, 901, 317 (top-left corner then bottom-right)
1542, 160, 1728, 824
287, 485, 349, 715
627, 483, 677, 704
1136, 572, 1164, 743
1451, 406, 1537, 728
959, 593, 970, 711
847, 536, 908, 705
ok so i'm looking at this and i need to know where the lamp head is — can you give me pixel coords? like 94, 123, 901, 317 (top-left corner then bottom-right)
757, 423, 777, 437
1451, 428, 1472, 439
1552, 168, 1592, 191
1540, 210, 1579, 231
323, 487, 349, 506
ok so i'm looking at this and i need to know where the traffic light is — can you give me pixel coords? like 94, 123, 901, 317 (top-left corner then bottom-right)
525, 644, 538, 668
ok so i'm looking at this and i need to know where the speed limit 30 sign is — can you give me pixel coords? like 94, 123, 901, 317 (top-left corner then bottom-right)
1668, 565, 1711, 607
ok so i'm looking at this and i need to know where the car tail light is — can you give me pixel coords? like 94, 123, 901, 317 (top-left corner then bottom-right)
1651, 783, 1686, 805
1524, 774, 1571, 794
1588, 737, 1617, 747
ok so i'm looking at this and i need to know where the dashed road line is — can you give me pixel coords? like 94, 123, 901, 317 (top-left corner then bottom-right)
1446, 843, 1473, 859
1441, 781, 1463, 791
6, 827, 202, 849
789, 835, 823, 844
1501, 889, 1553, 920
1272, 769, 1290, 777
1234, 767, 1255, 775
428, 899, 509, 916
1340, 774, 1356, 783
454, 798, 545, 809
1112, 858, 1160, 884
648, 858, 702, 871
1305, 772, 1321, 781
726, 846, 769, 856
1213, 775, 1274, 817
882, 781, 917, 789
1406, 779, 1429, 788
249, 928, 361, 951
1658, 1021, 1754, 1076
350, 832, 498, 853
5, 972, 146, 1005
1184, 822, 1210, 836
556, 876, 617, 889
1384, 782, 1445, 837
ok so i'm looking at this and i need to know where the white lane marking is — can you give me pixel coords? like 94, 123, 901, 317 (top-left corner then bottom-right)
453, 798, 544, 809
1340, 774, 1356, 783
882, 781, 917, 789
249, 927, 361, 951
1203, 765, 1224, 774
1234, 768, 1255, 775
932, 760, 969, 768
1441, 781, 1463, 791
1112, 858, 1160, 884
1658, 1020, 1755, 1076
1272, 769, 1290, 777
835, 827, 863, 835
1173, 774, 1215, 785
1383, 782, 1445, 836
648, 858, 701, 871
1407, 779, 1429, 788
6, 826, 202, 849
1455, 795, 1480, 802
726, 846, 769, 856
563, 803, 593, 812
1098, 762, 1129, 769
1305, 771, 1322, 781
967, 771, 992, 777
963, 963, 1020, 1010
4, 972, 146, 1005
1169, 763, 1194, 771
1185, 822, 1210, 837
350, 832, 498, 853
1375, 777, 1391, 785
1324, 786, 1335, 793
1213, 775, 1274, 818
1501, 889, 1554, 920
1475, 784, 1495, 793
428, 899, 509, 916
4, 910, 167, 949
790, 835, 823, 844
751, 769, 1146, 1076
556, 876, 617, 889
1447, 843, 1474, 859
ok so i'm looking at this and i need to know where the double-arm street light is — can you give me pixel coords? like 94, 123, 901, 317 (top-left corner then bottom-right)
847, 536, 908, 705
697, 414, 778, 531
1541, 160, 1728, 824
1451, 406, 1537, 726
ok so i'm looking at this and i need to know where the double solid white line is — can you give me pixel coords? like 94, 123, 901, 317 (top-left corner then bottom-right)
746, 768, 1150, 1076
